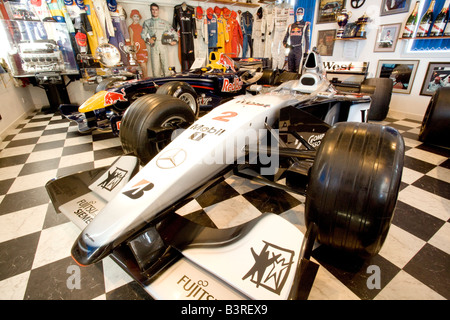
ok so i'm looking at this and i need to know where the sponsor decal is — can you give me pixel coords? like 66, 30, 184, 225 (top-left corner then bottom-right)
189, 132, 206, 141
235, 100, 271, 108
221, 77, 243, 92
122, 179, 154, 199
197, 94, 212, 106
218, 53, 236, 72
307, 133, 325, 148
156, 148, 187, 169
97, 167, 128, 191
242, 241, 294, 295
177, 275, 216, 300
104, 88, 127, 106
189, 123, 226, 135
73, 199, 99, 225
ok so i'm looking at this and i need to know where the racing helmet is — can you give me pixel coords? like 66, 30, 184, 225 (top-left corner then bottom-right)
161, 30, 178, 45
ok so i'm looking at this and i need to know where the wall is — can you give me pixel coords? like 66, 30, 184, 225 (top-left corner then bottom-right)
0, 74, 36, 141
310, 0, 448, 121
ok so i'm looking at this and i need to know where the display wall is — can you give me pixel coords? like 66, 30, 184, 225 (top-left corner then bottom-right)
311, 0, 449, 120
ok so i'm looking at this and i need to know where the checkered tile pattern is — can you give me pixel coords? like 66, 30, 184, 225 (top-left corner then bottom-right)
0, 111, 448, 300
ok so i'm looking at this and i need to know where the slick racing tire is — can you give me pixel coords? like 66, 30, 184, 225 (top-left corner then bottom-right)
120, 94, 195, 165
418, 87, 450, 148
305, 122, 404, 258
362, 78, 393, 121
156, 81, 199, 117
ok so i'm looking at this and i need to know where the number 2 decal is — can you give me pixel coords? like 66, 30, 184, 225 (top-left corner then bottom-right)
212, 111, 238, 122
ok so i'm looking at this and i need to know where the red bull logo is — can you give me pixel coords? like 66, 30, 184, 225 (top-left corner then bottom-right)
218, 53, 236, 72
104, 88, 127, 106
221, 77, 243, 92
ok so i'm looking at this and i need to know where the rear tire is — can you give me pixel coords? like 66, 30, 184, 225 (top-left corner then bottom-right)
362, 78, 393, 121
419, 87, 450, 148
119, 94, 195, 164
305, 122, 404, 257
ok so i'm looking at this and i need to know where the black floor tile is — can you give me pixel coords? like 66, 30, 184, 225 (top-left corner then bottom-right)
0, 232, 41, 281
403, 244, 450, 299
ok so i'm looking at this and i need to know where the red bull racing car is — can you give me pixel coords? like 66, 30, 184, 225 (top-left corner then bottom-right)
60, 51, 263, 134
47, 50, 404, 300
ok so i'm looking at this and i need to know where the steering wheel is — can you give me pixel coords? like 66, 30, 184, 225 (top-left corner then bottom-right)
351, 0, 365, 8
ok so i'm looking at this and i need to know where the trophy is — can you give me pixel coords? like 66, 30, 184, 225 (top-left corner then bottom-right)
335, 8, 352, 38
355, 13, 370, 38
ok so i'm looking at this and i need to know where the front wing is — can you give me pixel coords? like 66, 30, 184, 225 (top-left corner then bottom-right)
46, 155, 319, 300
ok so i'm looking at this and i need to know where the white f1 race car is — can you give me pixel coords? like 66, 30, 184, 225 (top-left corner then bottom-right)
46, 51, 405, 300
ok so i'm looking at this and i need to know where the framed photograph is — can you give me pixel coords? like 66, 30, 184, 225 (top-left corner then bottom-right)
380, 0, 411, 16
317, 0, 346, 23
317, 29, 336, 56
376, 60, 419, 94
420, 62, 450, 96
374, 23, 401, 52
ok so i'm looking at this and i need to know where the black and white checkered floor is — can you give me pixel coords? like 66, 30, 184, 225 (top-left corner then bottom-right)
0, 110, 448, 300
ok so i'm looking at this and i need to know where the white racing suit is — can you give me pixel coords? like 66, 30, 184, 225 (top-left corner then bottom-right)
271, 6, 290, 70
141, 17, 178, 77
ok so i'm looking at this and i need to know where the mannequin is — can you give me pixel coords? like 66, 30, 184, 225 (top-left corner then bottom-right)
141, 3, 178, 77
282, 7, 310, 73
128, 9, 148, 77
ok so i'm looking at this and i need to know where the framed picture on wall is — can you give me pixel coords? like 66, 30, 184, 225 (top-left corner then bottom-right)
380, 0, 411, 16
376, 60, 419, 94
374, 23, 401, 52
317, 29, 336, 56
420, 62, 450, 96
317, 0, 346, 23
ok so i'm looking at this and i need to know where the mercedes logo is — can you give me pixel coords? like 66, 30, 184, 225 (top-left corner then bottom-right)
156, 148, 187, 169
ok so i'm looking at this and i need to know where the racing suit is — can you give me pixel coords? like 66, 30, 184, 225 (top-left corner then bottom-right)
264, 5, 273, 59
252, 7, 266, 58
141, 17, 178, 77
194, 6, 208, 64
108, 3, 130, 66
271, 6, 289, 69
228, 10, 243, 58
215, 7, 229, 55
206, 8, 218, 55
65, 0, 93, 55
173, 4, 197, 71
282, 20, 310, 73
240, 10, 253, 57
84, 0, 106, 52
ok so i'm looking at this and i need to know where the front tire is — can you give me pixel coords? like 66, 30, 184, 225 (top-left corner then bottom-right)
156, 81, 199, 117
305, 122, 404, 257
119, 94, 195, 164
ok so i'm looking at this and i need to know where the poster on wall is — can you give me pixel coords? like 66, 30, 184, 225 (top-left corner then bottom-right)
376, 59, 419, 94
316, 0, 345, 23
317, 29, 336, 56
380, 0, 411, 16
374, 23, 401, 52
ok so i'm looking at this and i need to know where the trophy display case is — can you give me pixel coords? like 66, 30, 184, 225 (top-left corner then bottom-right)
0, 20, 78, 77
